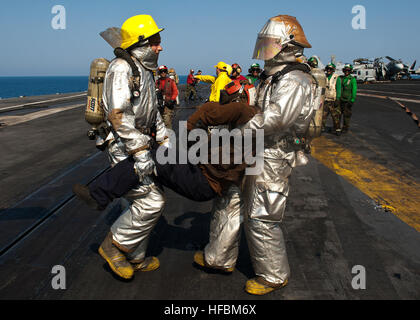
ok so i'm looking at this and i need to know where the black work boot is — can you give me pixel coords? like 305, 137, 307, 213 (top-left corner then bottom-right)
72, 183, 100, 210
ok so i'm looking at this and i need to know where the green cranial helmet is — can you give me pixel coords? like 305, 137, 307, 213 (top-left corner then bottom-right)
343, 64, 353, 72
249, 63, 261, 73
325, 63, 336, 71
308, 57, 319, 68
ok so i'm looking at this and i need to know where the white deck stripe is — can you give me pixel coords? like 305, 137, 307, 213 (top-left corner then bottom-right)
0, 104, 84, 126
0, 93, 86, 112
359, 89, 420, 98
358, 92, 420, 104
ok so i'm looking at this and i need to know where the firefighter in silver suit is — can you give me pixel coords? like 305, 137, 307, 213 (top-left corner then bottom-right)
241, 15, 315, 295
194, 16, 315, 294
98, 15, 168, 280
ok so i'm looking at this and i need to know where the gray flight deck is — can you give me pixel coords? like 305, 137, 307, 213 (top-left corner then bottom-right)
0, 82, 419, 300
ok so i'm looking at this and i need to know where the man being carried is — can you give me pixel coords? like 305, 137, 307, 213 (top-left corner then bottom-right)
73, 82, 258, 210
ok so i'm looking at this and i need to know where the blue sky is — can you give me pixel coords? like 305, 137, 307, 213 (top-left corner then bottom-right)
0, 0, 419, 76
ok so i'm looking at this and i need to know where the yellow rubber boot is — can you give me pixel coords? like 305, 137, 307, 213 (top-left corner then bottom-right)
193, 251, 234, 273
130, 257, 160, 272
98, 232, 134, 280
245, 277, 288, 296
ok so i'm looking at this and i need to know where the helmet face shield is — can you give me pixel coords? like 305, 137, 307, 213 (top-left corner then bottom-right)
100, 27, 123, 49
252, 15, 311, 61
252, 35, 285, 61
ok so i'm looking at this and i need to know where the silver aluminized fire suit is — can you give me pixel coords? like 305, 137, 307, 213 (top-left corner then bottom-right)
242, 66, 314, 285
204, 184, 243, 269
204, 66, 314, 279
102, 46, 167, 262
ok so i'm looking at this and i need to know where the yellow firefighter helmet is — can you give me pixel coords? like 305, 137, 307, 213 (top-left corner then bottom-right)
120, 15, 164, 50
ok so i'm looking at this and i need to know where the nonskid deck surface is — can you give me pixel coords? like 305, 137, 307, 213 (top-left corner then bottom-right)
0, 82, 419, 299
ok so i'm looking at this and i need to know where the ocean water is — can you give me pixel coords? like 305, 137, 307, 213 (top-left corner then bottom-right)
178, 75, 187, 84
0, 76, 88, 99
0, 75, 189, 99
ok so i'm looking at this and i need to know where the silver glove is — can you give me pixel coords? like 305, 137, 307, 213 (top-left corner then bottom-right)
133, 150, 155, 181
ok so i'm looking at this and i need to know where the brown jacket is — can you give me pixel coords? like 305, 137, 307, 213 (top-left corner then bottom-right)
187, 102, 259, 195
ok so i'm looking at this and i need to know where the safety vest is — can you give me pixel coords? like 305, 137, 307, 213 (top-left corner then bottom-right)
325, 73, 338, 101
340, 75, 356, 102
